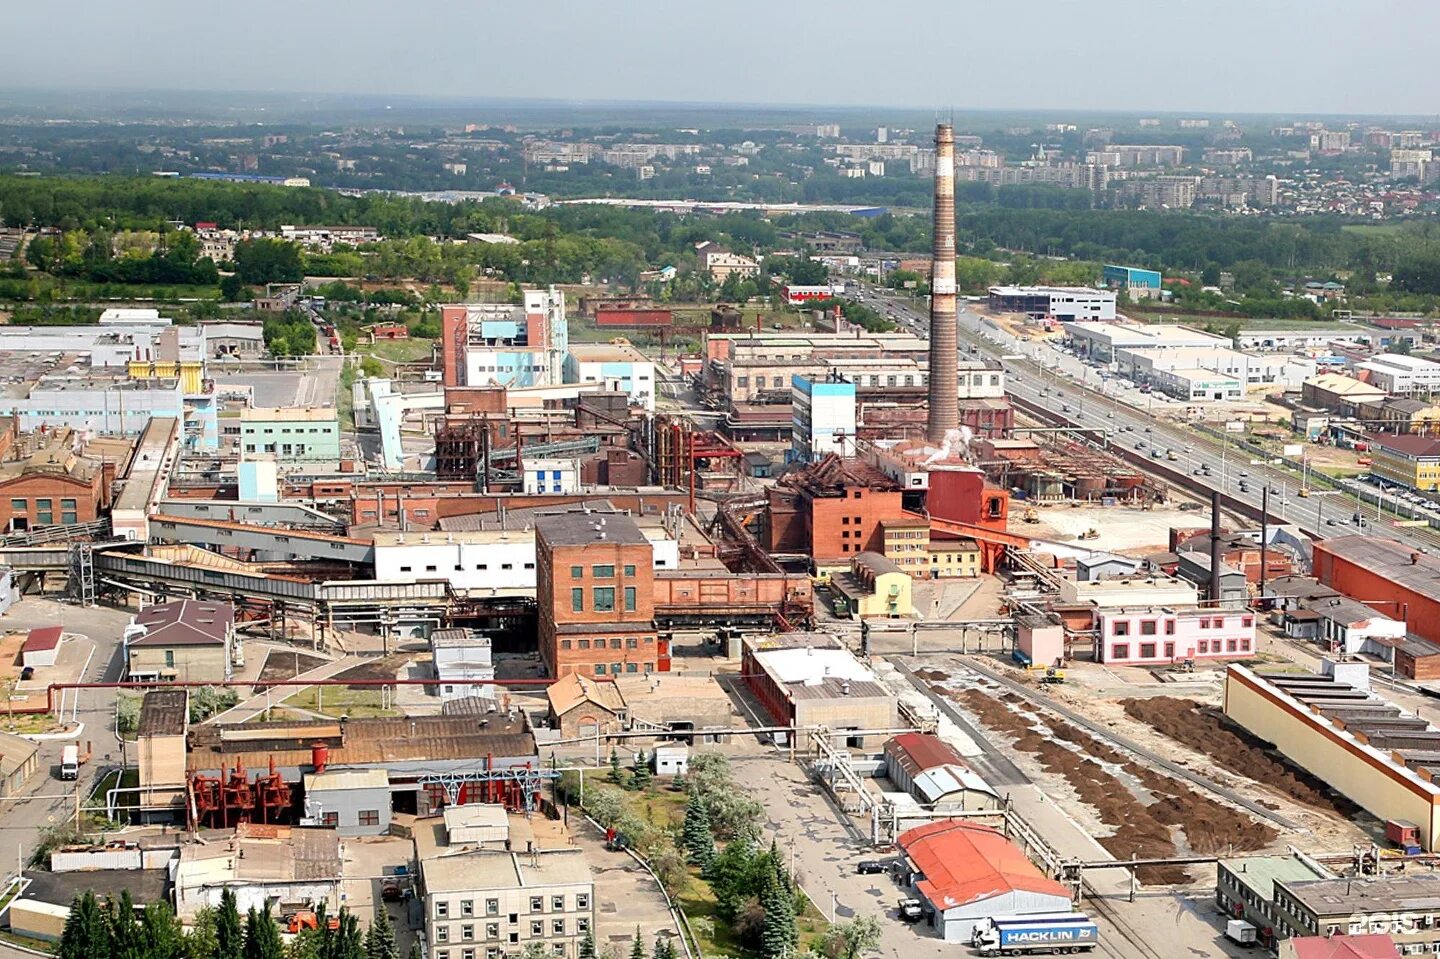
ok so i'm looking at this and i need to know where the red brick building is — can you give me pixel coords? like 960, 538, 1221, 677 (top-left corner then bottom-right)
0, 428, 112, 533
535, 510, 668, 678
766, 455, 907, 573
1312, 535, 1440, 646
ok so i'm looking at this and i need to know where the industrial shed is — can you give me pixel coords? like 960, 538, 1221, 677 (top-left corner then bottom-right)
896, 819, 1073, 942
20, 626, 61, 668
883, 733, 998, 811
302, 769, 392, 836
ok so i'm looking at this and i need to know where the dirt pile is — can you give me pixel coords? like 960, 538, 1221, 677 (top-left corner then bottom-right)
1121, 697, 1359, 818
956, 688, 1277, 884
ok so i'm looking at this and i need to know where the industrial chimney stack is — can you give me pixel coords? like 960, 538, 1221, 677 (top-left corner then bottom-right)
926, 123, 958, 444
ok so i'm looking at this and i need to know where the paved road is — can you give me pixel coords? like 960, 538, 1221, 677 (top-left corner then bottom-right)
861, 284, 1440, 553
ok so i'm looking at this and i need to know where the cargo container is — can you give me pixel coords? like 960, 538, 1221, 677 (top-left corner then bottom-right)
1225, 919, 1257, 946
972, 914, 1098, 956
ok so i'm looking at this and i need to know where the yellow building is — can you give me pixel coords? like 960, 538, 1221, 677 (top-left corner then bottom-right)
832, 551, 912, 619
1359, 397, 1440, 436
881, 516, 931, 576
1371, 435, 1440, 492
128, 358, 206, 395
1224, 664, 1440, 849
927, 538, 982, 578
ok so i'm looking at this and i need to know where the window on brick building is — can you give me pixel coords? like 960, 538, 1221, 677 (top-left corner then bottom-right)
1112, 621, 1129, 636
1165, 620, 1176, 635
8, 499, 23, 514
624, 565, 636, 576
1140, 621, 1157, 636
625, 587, 636, 611
592, 565, 615, 578
560, 641, 572, 650
1139, 643, 1156, 659
1112, 644, 1129, 660
571, 566, 583, 578
593, 588, 615, 611
571, 588, 584, 612
594, 665, 605, 676
1198, 640, 1209, 653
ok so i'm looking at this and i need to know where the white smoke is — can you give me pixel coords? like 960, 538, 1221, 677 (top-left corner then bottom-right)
923, 426, 974, 466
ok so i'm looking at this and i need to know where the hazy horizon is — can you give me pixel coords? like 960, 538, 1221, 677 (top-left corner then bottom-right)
7, 0, 1440, 118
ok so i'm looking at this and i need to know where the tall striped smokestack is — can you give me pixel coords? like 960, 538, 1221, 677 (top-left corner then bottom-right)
927, 123, 958, 444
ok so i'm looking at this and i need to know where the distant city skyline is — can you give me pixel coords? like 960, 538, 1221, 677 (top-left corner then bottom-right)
7, 0, 1440, 117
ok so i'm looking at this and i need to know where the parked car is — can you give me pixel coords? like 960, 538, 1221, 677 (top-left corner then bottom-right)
856, 860, 887, 875
19, 666, 33, 681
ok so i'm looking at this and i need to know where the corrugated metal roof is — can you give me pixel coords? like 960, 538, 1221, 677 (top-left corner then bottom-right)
898, 820, 1071, 911
22, 626, 61, 652
886, 733, 965, 777
912, 764, 997, 804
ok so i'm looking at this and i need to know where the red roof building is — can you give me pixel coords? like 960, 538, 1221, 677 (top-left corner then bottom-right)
21, 626, 62, 668
1281, 934, 1400, 959
896, 820, 1073, 942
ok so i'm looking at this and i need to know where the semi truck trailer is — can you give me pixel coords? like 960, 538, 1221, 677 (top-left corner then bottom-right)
971, 914, 1099, 956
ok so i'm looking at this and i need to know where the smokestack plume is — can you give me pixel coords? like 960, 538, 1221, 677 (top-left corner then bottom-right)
927, 123, 958, 444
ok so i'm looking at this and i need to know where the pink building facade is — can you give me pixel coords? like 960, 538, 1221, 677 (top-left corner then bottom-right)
1096, 607, 1257, 665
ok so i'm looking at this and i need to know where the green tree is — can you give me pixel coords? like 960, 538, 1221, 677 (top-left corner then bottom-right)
365, 907, 397, 959
235, 238, 304, 286
407, 945, 422, 959
578, 926, 597, 959
629, 928, 645, 959
59, 891, 111, 959
681, 786, 714, 868
359, 356, 384, 378
760, 868, 797, 959
220, 272, 247, 302
188, 906, 221, 959
608, 748, 623, 784
582, 787, 622, 827
631, 749, 652, 790
216, 889, 245, 959
651, 935, 677, 959
820, 917, 883, 959
142, 903, 186, 959
115, 694, 140, 735
245, 906, 285, 959
519, 945, 550, 959
108, 892, 144, 959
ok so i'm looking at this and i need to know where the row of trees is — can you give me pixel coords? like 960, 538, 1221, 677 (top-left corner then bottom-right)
57, 890, 405, 959
26, 229, 218, 286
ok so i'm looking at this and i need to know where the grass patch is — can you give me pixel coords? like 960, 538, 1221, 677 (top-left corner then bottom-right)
0, 878, 23, 913
0, 712, 62, 736
283, 685, 399, 718
89, 768, 139, 823
364, 338, 436, 363
0, 928, 55, 954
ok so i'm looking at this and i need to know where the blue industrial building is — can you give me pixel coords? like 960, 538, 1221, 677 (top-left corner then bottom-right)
1103, 264, 1163, 292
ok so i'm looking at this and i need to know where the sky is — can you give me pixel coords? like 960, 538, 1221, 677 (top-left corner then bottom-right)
7, 0, 1440, 117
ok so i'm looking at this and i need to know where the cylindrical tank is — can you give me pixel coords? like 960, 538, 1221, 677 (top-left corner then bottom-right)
312, 743, 329, 773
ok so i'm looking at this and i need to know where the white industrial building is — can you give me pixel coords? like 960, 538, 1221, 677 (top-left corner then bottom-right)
429, 628, 495, 702
563, 344, 656, 411
1116, 346, 1316, 390
792, 374, 857, 462
1149, 367, 1244, 401
523, 458, 581, 495
1062, 321, 1229, 362
1236, 327, 1373, 352
989, 286, 1117, 321
1357, 354, 1440, 396
373, 526, 679, 592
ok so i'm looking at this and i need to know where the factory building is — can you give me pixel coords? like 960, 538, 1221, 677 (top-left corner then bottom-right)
1102, 264, 1163, 298
895, 819, 1073, 943
439, 288, 569, 390
1062, 321, 1228, 362
988, 286, 1116, 321
1312, 536, 1440, 647
1224, 665, 1440, 849
791, 374, 857, 463
563, 343, 655, 412
1215, 854, 1335, 950
239, 407, 341, 463
741, 632, 897, 748
884, 734, 998, 812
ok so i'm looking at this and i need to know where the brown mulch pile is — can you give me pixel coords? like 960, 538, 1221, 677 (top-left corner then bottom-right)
957, 689, 1277, 884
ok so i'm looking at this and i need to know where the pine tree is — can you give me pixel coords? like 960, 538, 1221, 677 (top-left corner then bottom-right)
245, 906, 285, 959
631, 749, 652, 790
58, 891, 111, 959
680, 786, 714, 868
651, 935, 677, 959
216, 890, 245, 959
759, 867, 796, 959
578, 927, 597, 959
142, 902, 185, 959
407, 944, 422, 959
608, 748, 623, 784
628, 928, 645, 959
366, 907, 397, 959
109, 892, 144, 959
188, 906, 221, 959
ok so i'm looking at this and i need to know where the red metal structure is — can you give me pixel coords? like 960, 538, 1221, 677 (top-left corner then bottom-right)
188, 757, 295, 830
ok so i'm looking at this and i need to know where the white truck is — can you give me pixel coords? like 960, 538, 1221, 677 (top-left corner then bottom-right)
1225, 919, 1257, 947
971, 913, 1099, 957
59, 745, 79, 781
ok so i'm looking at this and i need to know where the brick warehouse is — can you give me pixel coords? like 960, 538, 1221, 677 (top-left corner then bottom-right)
765, 455, 909, 575
1311, 535, 1440, 647
0, 425, 115, 533
535, 509, 667, 678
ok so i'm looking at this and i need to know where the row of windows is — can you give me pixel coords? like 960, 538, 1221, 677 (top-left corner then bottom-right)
1109, 638, 1252, 659
570, 565, 636, 579
435, 945, 568, 959
9, 497, 79, 525
1110, 616, 1254, 637
436, 917, 582, 942
593, 662, 653, 675
436, 895, 588, 920
570, 587, 637, 613
559, 637, 653, 651
246, 426, 331, 434
399, 563, 535, 573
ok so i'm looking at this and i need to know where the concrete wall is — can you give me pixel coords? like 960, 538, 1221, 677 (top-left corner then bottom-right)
309, 784, 392, 836
1224, 666, 1440, 849
128, 645, 228, 683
